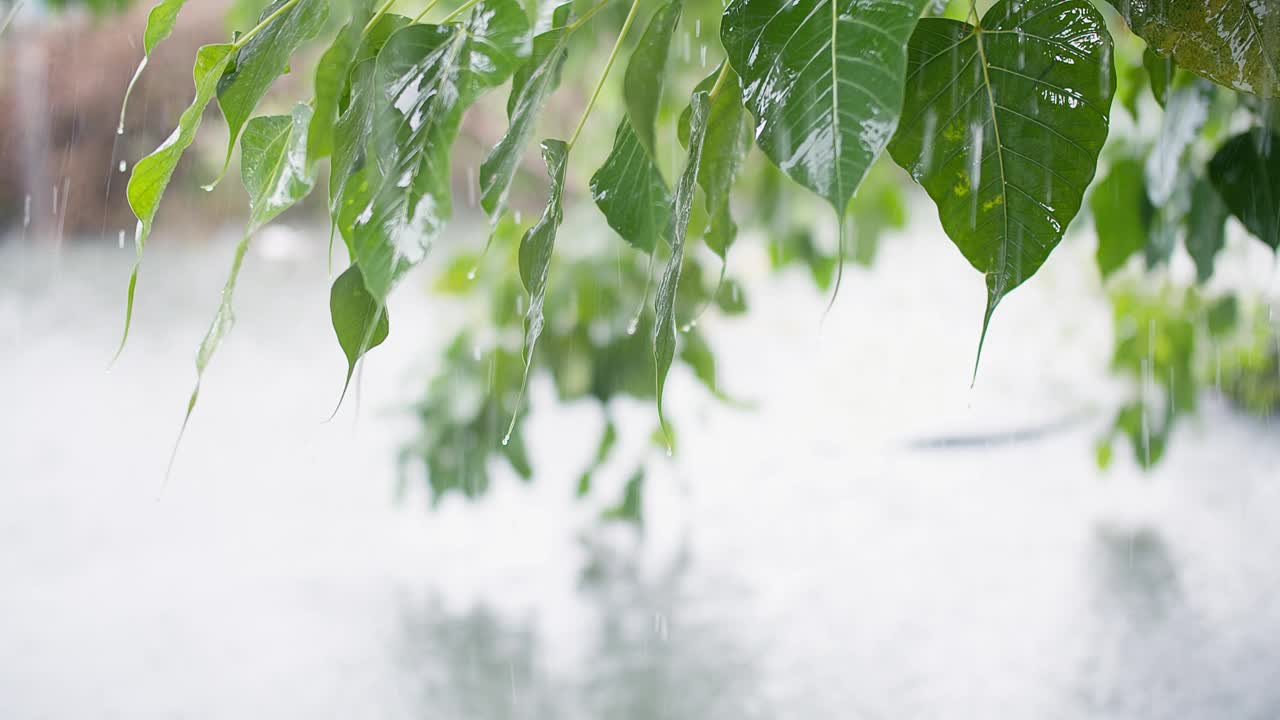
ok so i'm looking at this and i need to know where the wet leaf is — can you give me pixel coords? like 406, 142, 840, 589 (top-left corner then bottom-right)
507, 139, 570, 430
590, 120, 671, 253
308, 11, 369, 168
623, 0, 684, 157
577, 420, 617, 497
337, 0, 530, 302
118, 42, 236, 358
330, 264, 391, 404
721, 0, 930, 214
679, 64, 751, 259
479, 4, 573, 217
213, 0, 329, 186
654, 91, 711, 434
887, 0, 1115, 366
1091, 157, 1148, 278
1106, 0, 1279, 97
1209, 130, 1280, 251
1187, 176, 1230, 283
118, 0, 190, 132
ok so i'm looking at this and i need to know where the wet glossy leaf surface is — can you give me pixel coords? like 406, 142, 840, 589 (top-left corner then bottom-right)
679, 64, 751, 259
1187, 175, 1230, 283
517, 140, 570, 385
1107, 0, 1280, 97
479, 4, 572, 217
888, 0, 1115, 355
119, 42, 236, 355
722, 0, 930, 212
215, 0, 329, 182
654, 91, 710, 431
1209, 130, 1280, 251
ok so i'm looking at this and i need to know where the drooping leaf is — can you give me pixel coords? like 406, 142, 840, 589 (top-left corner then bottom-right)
1143, 47, 1173, 107
1187, 176, 1230, 283
175, 105, 316, 445
212, 0, 329, 187
330, 264, 391, 405
590, 120, 671, 253
1091, 157, 1148, 278
1146, 80, 1212, 205
118, 0, 190, 133
678, 64, 751, 259
479, 3, 573, 217
887, 0, 1115, 364
1209, 130, 1280, 250
623, 0, 683, 157
242, 104, 316, 231
117, 42, 236, 358
337, 0, 530, 303
1106, 0, 1279, 97
308, 10, 370, 168
654, 91, 711, 434
510, 139, 570, 425
600, 467, 645, 527
721, 0, 930, 214
577, 419, 617, 497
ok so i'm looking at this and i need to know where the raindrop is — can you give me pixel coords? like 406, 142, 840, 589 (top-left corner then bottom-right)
466, 267, 477, 280
22, 194, 30, 228
501, 433, 511, 447
118, 160, 127, 173
118, 230, 126, 248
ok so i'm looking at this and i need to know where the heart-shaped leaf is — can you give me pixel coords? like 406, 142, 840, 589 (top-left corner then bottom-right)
330, 264, 391, 409
721, 0, 930, 213
1106, 0, 1279, 97
888, 0, 1115, 365
1209, 130, 1280, 250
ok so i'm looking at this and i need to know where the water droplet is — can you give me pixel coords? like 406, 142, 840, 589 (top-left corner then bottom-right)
118, 160, 127, 173
466, 268, 477, 280
118, 230, 126, 248
501, 433, 511, 447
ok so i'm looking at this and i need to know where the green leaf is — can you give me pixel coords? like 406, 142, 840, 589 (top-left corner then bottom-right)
509, 139, 570, 431
576, 420, 617, 498
600, 467, 645, 527
242, 104, 316, 231
330, 264, 391, 406
479, 3, 573, 217
212, 0, 329, 187
118, 42, 236, 359
1209, 130, 1280, 251
308, 11, 369, 168
118, 0, 191, 133
887, 0, 1115, 367
1091, 158, 1147, 278
679, 64, 751, 259
1187, 176, 1229, 283
654, 91, 711, 436
1106, 0, 1279, 97
1143, 47, 1173, 107
171, 104, 318, 462
589, 120, 671, 253
337, 0, 530, 303
623, 0, 683, 157
721, 0, 930, 213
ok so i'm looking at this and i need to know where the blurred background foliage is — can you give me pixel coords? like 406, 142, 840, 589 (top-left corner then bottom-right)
8, 0, 1280, 525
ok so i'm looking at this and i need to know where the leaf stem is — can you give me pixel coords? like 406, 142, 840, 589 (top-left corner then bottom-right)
364, 0, 398, 33
567, 0, 643, 150
441, 0, 485, 23
234, 0, 302, 50
411, 0, 446, 23
566, 0, 612, 33
707, 60, 732, 100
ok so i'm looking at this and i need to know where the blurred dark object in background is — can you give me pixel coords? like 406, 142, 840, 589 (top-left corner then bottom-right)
0, 1, 228, 239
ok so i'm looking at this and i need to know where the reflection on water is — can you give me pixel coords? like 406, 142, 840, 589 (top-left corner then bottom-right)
394, 538, 769, 720
3, 227, 1280, 718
